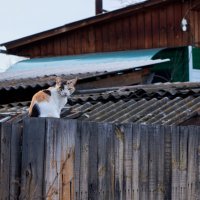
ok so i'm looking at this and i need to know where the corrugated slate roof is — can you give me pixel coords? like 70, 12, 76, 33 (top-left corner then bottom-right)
0, 72, 105, 91
1, 82, 200, 125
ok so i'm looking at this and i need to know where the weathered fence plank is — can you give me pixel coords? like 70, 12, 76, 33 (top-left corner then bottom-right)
139, 125, 149, 200
97, 122, 107, 200
132, 124, 140, 200
156, 125, 165, 200
0, 123, 12, 200
107, 124, 115, 200
10, 123, 22, 200
101, 123, 115, 200
74, 121, 81, 200
171, 126, 180, 200
87, 122, 98, 200
60, 119, 76, 200
114, 125, 124, 200
179, 126, 188, 200
45, 119, 62, 199
79, 121, 90, 200
149, 125, 157, 200
163, 126, 172, 200
123, 123, 133, 200
187, 126, 199, 200
20, 118, 46, 200
44, 119, 76, 200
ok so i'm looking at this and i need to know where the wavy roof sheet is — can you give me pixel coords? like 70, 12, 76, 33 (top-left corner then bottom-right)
1, 82, 200, 125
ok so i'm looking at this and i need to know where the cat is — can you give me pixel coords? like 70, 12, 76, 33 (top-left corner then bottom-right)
28, 77, 77, 118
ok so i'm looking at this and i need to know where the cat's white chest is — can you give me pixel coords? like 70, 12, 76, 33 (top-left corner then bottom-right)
39, 90, 68, 118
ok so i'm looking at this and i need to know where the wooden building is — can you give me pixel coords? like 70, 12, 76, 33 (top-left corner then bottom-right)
1, 0, 200, 58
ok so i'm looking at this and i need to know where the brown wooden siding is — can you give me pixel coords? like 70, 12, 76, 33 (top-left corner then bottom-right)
10, 2, 200, 58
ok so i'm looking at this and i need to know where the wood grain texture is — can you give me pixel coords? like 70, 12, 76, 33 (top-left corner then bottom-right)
20, 118, 46, 200
1, 120, 200, 199
0, 123, 12, 200
10, 124, 22, 200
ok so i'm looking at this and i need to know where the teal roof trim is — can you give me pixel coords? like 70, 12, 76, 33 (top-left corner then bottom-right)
8, 49, 164, 72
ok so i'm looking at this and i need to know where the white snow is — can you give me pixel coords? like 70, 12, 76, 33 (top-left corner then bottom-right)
0, 53, 28, 73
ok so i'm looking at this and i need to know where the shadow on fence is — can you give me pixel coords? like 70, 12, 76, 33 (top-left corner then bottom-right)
0, 118, 200, 199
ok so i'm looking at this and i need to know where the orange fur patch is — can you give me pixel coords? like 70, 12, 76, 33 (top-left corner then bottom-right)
29, 90, 50, 114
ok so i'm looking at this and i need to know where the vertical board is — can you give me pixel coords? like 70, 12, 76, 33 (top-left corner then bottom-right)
144, 11, 153, 49
163, 126, 172, 200
94, 25, 103, 52
87, 122, 98, 200
114, 125, 124, 200
81, 29, 88, 54
10, 123, 23, 199
60, 119, 76, 200
132, 124, 140, 200
159, 7, 167, 47
181, 1, 190, 46
139, 125, 149, 200
194, 11, 199, 45
152, 8, 160, 48
156, 125, 165, 200
122, 124, 133, 200
130, 15, 138, 49
74, 121, 81, 200
115, 19, 123, 51
60, 34, 68, 56
174, 3, 182, 46
44, 119, 76, 200
137, 13, 145, 49
179, 126, 188, 200
102, 22, 110, 52
67, 33, 75, 55
166, 4, 175, 47
87, 26, 95, 53
0, 123, 12, 199
98, 123, 114, 200
54, 37, 61, 56
148, 125, 157, 200
109, 22, 117, 52
79, 121, 90, 200
187, 126, 199, 200
47, 38, 54, 56
97, 122, 107, 200
40, 41, 48, 57
107, 124, 115, 200
171, 126, 180, 200
20, 118, 46, 200
121, 18, 131, 50
74, 31, 81, 55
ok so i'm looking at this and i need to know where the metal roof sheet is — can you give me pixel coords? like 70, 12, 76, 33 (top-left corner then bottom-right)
1, 49, 169, 81
1, 82, 200, 125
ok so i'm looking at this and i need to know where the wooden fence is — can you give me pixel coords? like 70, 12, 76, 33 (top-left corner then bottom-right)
0, 118, 200, 200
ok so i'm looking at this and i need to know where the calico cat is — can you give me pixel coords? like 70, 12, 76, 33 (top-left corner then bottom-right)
29, 77, 77, 118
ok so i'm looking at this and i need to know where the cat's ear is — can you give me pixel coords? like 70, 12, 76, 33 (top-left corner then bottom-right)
56, 77, 62, 87
67, 77, 78, 86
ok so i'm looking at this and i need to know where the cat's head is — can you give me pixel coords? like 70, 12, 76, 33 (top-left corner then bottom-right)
55, 77, 78, 97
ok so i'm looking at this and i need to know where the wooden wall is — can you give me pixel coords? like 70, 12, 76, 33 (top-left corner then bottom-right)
1, 118, 200, 199
9, 2, 200, 58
